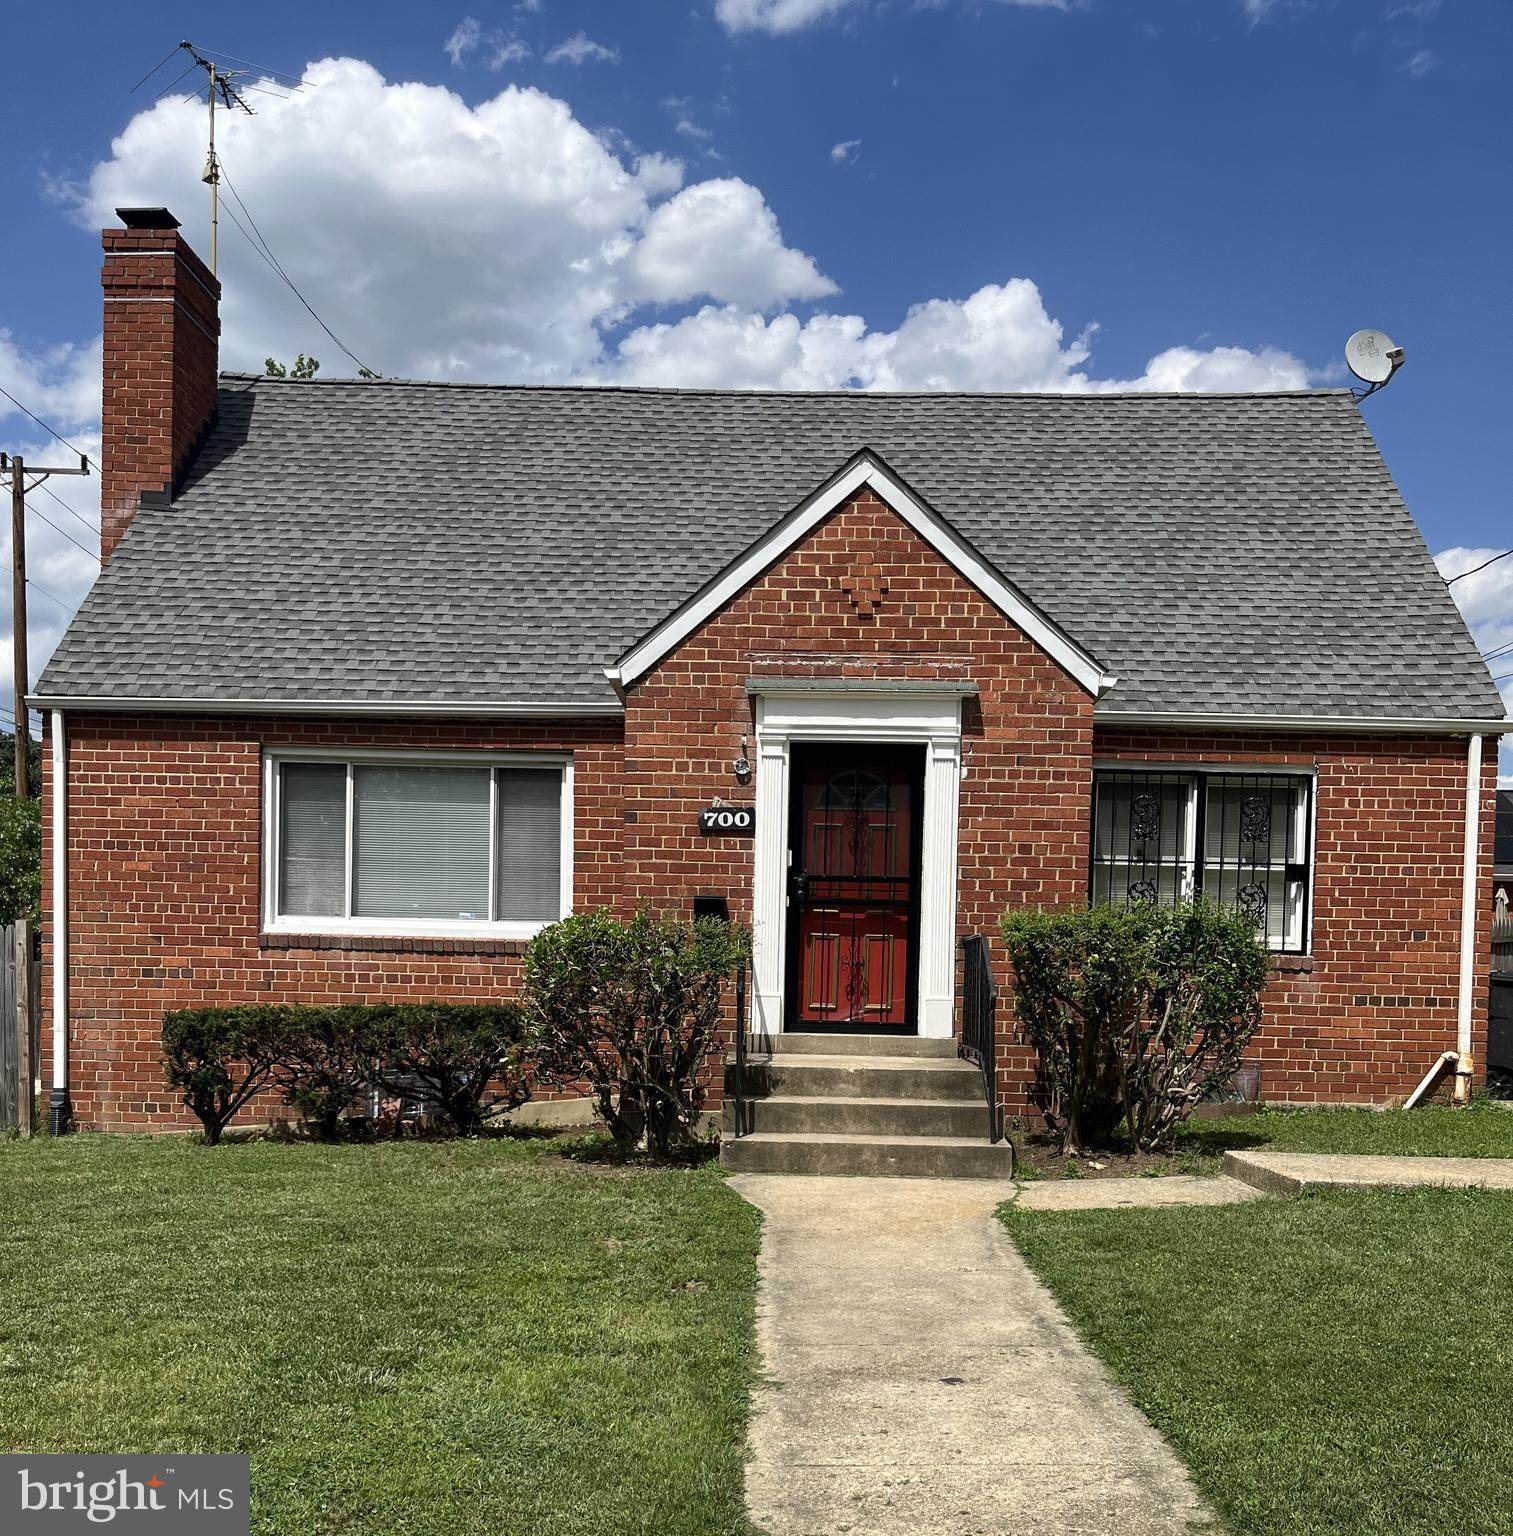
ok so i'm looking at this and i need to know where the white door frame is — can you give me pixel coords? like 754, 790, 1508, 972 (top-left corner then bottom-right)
748, 683, 968, 1041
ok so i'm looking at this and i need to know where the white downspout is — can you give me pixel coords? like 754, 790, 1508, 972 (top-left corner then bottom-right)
1452, 732, 1484, 1105
49, 707, 69, 1134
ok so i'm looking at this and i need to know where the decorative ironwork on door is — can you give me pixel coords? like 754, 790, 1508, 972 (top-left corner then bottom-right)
788, 744, 923, 1029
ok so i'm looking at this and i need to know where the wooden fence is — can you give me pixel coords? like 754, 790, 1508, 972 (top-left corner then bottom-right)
0, 922, 39, 1136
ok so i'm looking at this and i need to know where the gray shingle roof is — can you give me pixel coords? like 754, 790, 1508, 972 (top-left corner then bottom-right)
37, 376, 1505, 720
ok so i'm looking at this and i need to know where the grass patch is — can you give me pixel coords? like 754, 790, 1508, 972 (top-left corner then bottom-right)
1178, 1099, 1513, 1159
1013, 1101, 1513, 1179
1004, 1188, 1513, 1536
0, 1134, 761, 1536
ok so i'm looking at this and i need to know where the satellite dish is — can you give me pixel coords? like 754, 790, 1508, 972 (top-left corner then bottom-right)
1345, 329, 1404, 387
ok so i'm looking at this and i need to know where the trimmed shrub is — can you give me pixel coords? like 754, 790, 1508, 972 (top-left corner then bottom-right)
522, 909, 750, 1159
161, 1003, 532, 1142
272, 1004, 378, 1140
363, 1003, 531, 1136
162, 1007, 292, 1145
1001, 900, 1269, 1152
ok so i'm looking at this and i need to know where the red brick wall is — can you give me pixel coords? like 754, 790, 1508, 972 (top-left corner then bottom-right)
1090, 727, 1498, 1105
42, 714, 622, 1131
42, 485, 1495, 1130
100, 222, 221, 562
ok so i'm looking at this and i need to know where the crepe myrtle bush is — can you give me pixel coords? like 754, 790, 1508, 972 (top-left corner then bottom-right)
522, 908, 750, 1159
1000, 899, 1269, 1153
161, 1002, 531, 1143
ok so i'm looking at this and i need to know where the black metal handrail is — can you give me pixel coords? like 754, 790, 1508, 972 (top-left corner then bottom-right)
731, 960, 749, 1138
959, 935, 1002, 1144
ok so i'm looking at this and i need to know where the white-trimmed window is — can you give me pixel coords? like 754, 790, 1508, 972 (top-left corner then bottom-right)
1091, 767, 1314, 954
265, 750, 572, 938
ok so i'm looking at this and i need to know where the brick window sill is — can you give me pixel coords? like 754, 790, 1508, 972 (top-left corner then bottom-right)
260, 932, 531, 957
1271, 954, 1315, 975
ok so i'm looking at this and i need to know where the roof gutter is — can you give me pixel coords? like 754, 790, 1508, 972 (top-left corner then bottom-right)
25, 695, 625, 719
1093, 709, 1511, 736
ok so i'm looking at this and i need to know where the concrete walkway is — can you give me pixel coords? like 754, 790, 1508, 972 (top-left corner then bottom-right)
1224, 1148, 1513, 1195
728, 1174, 1214, 1536
1013, 1173, 1263, 1211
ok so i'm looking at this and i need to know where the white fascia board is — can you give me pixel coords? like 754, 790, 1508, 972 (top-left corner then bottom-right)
25, 694, 624, 719
609, 453, 1115, 698
1094, 709, 1511, 735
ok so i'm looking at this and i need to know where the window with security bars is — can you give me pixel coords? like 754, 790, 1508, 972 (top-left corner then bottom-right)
270, 755, 568, 934
1091, 769, 1313, 953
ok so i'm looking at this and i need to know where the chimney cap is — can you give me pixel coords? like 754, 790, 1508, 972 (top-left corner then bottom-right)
116, 207, 181, 230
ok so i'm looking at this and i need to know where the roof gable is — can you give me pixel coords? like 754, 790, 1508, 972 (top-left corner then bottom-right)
608, 450, 1116, 698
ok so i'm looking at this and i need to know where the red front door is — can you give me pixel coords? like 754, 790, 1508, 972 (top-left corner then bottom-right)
787, 743, 923, 1031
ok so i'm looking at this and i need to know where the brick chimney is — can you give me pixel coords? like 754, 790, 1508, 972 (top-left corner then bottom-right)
100, 207, 221, 562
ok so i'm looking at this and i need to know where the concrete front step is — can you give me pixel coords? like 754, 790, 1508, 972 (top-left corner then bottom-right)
765, 1032, 958, 1059
721, 1131, 1014, 1180
728, 1053, 984, 1102
724, 1093, 989, 1138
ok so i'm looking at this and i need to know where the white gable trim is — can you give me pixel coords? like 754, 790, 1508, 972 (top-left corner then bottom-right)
606, 453, 1117, 697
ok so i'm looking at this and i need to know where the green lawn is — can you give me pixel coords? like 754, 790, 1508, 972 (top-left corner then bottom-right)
1178, 1099, 1513, 1159
0, 1135, 761, 1536
1005, 1188, 1513, 1536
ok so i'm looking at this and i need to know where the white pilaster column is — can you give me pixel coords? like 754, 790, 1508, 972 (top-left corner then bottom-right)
917, 734, 961, 1038
750, 731, 790, 1042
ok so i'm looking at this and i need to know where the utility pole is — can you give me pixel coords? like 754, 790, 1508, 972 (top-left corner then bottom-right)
9, 457, 26, 797
0, 453, 89, 794
1, 450, 87, 1138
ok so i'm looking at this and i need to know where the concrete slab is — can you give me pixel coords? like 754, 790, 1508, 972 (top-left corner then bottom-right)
1225, 1149, 1513, 1195
1013, 1174, 1265, 1211
729, 1173, 1215, 1536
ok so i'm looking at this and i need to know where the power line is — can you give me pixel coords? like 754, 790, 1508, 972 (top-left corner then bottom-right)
29, 476, 99, 535
217, 161, 378, 375
24, 502, 97, 561
1446, 548, 1513, 585
0, 387, 100, 475
23, 575, 74, 612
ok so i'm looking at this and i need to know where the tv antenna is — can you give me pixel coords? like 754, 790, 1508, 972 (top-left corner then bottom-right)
177, 41, 255, 277
1344, 329, 1405, 402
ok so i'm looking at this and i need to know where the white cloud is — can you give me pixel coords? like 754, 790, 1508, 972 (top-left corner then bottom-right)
443, 17, 481, 66
625, 179, 837, 309
1436, 548, 1513, 781
0, 331, 100, 429
830, 138, 861, 163
716, 0, 1066, 31
1401, 47, 1436, 77
715, 0, 859, 33
70, 61, 821, 379
487, 38, 532, 69
544, 32, 620, 65
603, 281, 1309, 394
0, 340, 102, 713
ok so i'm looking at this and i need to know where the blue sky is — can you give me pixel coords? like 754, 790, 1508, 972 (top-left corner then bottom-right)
0, 0, 1508, 757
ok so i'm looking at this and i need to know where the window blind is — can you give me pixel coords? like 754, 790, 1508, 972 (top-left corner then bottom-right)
495, 768, 563, 920
352, 765, 492, 920
279, 762, 346, 917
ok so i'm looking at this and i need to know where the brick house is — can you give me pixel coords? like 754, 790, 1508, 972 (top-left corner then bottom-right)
32, 208, 1507, 1166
